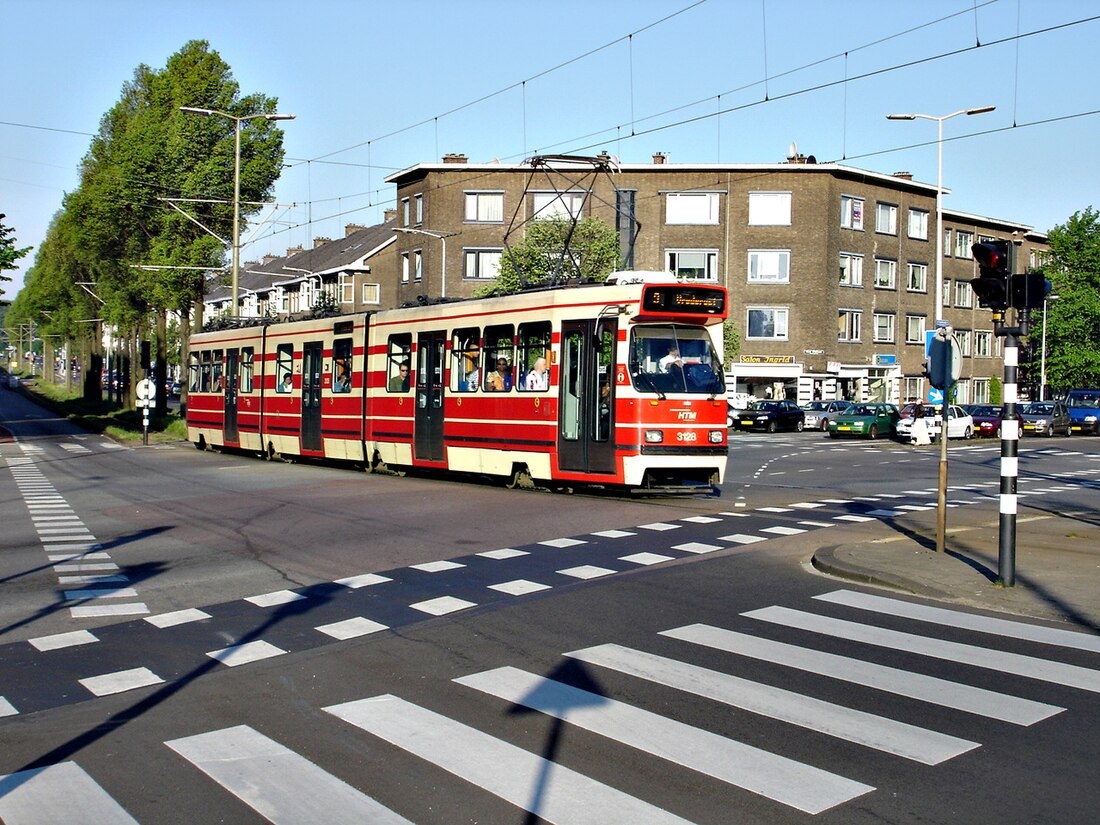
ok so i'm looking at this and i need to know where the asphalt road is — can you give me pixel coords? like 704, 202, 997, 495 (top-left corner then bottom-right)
1, 388, 1098, 824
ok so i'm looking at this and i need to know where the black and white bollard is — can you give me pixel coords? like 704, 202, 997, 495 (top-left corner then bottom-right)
998, 333, 1019, 587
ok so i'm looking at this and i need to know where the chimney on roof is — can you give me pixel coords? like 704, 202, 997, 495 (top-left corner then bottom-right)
652, 152, 667, 165
383, 208, 397, 223
345, 223, 367, 237
262, 254, 279, 265
313, 237, 332, 249
442, 153, 468, 164
286, 244, 304, 257
892, 171, 914, 181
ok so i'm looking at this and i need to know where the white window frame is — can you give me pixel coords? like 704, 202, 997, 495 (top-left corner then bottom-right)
840, 253, 864, 287
665, 192, 720, 225
463, 248, 502, 280
747, 249, 790, 284
838, 309, 862, 343
401, 251, 410, 283
907, 262, 928, 293
904, 376, 924, 402
876, 202, 898, 235
973, 378, 991, 404
413, 249, 423, 282
956, 329, 972, 356
414, 193, 423, 225
746, 307, 789, 340
943, 228, 953, 256
401, 197, 410, 227
873, 312, 895, 343
907, 208, 929, 240
666, 249, 719, 282
361, 283, 380, 305
339, 273, 354, 304
748, 191, 792, 226
873, 257, 896, 289
905, 315, 926, 344
953, 279, 973, 308
533, 191, 584, 220
840, 195, 864, 230
464, 191, 504, 223
975, 330, 993, 357
954, 230, 974, 258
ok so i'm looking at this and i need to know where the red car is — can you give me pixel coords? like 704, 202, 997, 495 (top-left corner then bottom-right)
964, 404, 1001, 437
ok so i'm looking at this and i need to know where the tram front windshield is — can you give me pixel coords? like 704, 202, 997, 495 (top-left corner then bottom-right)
629, 324, 724, 394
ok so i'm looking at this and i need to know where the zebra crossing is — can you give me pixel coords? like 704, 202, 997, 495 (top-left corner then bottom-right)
1, 588, 1094, 823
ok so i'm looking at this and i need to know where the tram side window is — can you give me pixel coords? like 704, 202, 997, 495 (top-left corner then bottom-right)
517, 321, 552, 392
189, 353, 200, 393
276, 344, 294, 392
211, 350, 224, 392
332, 337, 352, 393
240, 347, 254, 393
483, 324, 514, 392
199, 351, 212, 392
451, 327, 482, 392
387, 334, 412, 393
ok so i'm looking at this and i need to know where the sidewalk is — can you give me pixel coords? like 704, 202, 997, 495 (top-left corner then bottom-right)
812, 510, 1100, 631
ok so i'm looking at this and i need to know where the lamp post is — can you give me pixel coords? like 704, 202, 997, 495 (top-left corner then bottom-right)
1039, 293, 1060, 400
393, 227, 458, 298
886, 106, 995, 325
179, 107, 295, 316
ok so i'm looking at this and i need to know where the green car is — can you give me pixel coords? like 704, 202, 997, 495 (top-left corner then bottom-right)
827, 402, 901, 439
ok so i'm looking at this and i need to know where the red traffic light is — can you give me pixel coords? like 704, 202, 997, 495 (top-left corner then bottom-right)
971, 240, 1012, 276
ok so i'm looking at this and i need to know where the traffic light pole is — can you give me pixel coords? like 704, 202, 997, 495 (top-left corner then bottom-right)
993, 310, 1030, 588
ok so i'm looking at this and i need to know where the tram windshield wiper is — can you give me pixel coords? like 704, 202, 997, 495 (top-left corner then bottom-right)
632, 371, 665, 400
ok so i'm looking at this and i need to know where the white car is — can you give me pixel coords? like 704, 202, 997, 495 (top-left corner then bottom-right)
895, 404, 974, 441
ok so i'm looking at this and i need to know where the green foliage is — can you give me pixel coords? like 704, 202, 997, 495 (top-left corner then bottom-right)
0, 214, 32, 293
311, 289, 340, 316
481, 216, 620, 295
990, 374, 1002, 405
722, 320, 740, 366
1040, 206, 1100, 390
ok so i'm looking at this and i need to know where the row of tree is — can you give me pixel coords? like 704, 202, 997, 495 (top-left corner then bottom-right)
3, 40, 287, 412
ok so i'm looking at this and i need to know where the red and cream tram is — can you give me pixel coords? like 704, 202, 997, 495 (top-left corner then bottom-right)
187, 275, 728, 493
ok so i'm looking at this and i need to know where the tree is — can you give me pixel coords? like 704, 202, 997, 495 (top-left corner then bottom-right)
484, 216, 620, 295
0, 214, 32, 299
1041, 206, 1100, 390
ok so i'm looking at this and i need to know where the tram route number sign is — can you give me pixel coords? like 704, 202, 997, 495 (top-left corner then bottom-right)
136, 378, 155, 408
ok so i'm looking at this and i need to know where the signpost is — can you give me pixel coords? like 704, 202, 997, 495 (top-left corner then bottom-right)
927, 326, 961, 554
136, 378, 154, 446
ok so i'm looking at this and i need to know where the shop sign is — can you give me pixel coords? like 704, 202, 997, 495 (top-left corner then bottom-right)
874, 354, 897, 366
741, 355, 795, 364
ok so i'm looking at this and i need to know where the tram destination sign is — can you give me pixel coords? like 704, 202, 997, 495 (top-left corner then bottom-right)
641, 285, 726, 316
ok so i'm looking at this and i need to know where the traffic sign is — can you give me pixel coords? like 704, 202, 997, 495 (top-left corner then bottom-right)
927, 387, 944, 405
136, 378, 155, 406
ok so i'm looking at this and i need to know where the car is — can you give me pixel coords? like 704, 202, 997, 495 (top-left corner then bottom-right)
1020, 400, 1072, 437
827, 402, 901, 439
726, 392, 755, 428
896, 403, 974, 440
733, 399, 805, 433
964, 404, 1001, 437
1065, 389, 1100, 435
801, 400, 852, 431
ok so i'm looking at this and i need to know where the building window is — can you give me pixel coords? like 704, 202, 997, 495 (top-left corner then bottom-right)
413, 249, 423, 282
748, 191, 791, 226
876, 202, 898, 235
838, 309, 862, 342
665, 192, 719, 225
954, 279, 973, 308
954, 230, 974, 258
944, 228, 952, 256
956, 329, 972, 356
841, 195, 864, 230
908, 208, 929, 240
747, 249, 789, 283
401, 197, 410, 227
904, 376, 924, 402
362, 283, 380, 305
616, 189, 637, 270
339, 273, 354, 304
975, 330, 993, 357
955, 378, 970, 404
973, 378, 991, 403
873, 257, 896, 289
533, 191, 584, 219
839, 253, 864, 287
905, 315, 926, 343
907, 262, 928, 293
464, 191, 504, 223
401, 251, 410, 283
464, 248, 502, 280
873, 313, 895, 343
667, 249, 719, 281
414, 194, 423, 225
746, 307, 789, 340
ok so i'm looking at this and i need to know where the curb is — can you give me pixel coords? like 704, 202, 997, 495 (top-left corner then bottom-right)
810, 543, 954, 601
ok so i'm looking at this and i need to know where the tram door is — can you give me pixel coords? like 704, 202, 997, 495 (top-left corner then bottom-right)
301, 341, 323, 452
414, 331, 446, 462
558, 320, 616, 475
223, 348, 239, 444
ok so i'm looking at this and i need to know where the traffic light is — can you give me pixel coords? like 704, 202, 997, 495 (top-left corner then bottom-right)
970, 240, 1012, 310
1010, 271, 1052, 310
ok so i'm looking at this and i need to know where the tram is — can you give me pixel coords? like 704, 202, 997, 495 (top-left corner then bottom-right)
186, 274, 729, 494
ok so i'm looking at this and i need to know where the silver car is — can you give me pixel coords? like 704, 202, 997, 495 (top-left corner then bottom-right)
1020, 401, 1072, 437
801, 400, 852, 431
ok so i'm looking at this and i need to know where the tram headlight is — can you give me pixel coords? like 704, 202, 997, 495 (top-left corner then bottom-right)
644, 430, 664, 443
708, 430, 724, 444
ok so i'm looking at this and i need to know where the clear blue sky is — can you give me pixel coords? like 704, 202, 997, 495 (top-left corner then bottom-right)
2, 0, 1097, 297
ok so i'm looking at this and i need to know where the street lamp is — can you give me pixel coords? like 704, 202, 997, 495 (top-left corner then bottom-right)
1039, 293, 1060, 400
179, 106, 295, 316
886, 106, 995, 325
393, 227, 458, 298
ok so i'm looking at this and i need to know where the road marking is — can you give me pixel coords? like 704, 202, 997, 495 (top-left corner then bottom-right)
410, 560, 466, 572
662, 624, 1063, 726
833, 515, 875, 522
409, 596, 477, 615
28, 629, 98, 651
681, 515, 721, 523
744, 606, 1100, 693
63, 587, 139, 600
590, 529, 635, 538
637, 522, 680, 531
316, 616, 389, 640
0, 762, 140, 825
79, 666, 164, 697
671, 542, 723, 554
145, 608, 211, 628
167, 725, 414, 825
557, 565, 615, 580
539, 537, 588, 547
325, 695, 693, 824
455, 666, 874, 815
620, 552, 675, 565
206, 640, 287, 667
477, 548, 530, 559
757, 506, 793, 512
760, 526, 806, 536
719, 533, 767, 544
335, 572, 393, 587
488, 579, 551, 595
566, 643, 978, 764
70, 603, 149, 618
798, 520, 836, 527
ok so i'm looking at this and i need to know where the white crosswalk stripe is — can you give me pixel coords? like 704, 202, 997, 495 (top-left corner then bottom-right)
0, 762, 140, 824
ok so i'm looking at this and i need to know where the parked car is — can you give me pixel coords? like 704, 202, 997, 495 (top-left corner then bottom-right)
963, 404, 1002, 437
733, 399, 805, 433
1020, 401, 1072, 437
1065, 388, 1100, 435
801, 400, 852, 431
726, 393, 755, 428
827, 403, 901, 439
896, 404, 974, 440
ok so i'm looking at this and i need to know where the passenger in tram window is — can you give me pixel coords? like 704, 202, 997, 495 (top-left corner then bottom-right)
486, 358, 512, 392
388, 362, 410, 392
460, 344, 481, 391
524, 357, 549, 391
278, 373, 293, 393
333, 361, 351, 393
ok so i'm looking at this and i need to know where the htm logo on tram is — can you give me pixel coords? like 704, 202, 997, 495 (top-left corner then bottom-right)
675, 410, 697, 421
